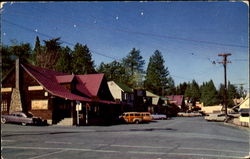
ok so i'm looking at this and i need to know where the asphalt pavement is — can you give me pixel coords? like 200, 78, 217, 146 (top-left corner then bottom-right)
1, 117, 249, 159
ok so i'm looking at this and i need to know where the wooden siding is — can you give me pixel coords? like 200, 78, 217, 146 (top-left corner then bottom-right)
2, 68, 16, 114
97, 78, 114, 101
21, 68, 53, 120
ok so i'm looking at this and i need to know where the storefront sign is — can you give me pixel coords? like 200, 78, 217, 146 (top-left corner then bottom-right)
31, 100, 48, 110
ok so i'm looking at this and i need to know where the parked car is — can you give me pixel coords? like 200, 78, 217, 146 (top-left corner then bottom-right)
119, 112, 143, 124
1, 112, 43, 126
140, 112, 153, 122
151, 114, 167, 120
204, 113, 225, 122
119, 112, 152, 124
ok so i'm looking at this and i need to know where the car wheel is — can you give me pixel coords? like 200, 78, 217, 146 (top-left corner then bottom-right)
1, 118, 6, 124
21, 122, 26, 126
135, 120, 139, 124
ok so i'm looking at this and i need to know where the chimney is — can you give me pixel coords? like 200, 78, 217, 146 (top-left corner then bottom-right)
9, 58, 23, 113
16, 58, 20, 89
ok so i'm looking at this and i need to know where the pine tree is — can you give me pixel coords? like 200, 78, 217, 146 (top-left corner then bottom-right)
1, 45, 13, 77
176, 82, 188, 95
72, 43, 96, 74
166, 76, 175, 95
227, 82, 239, 107
122, 48, 145, 75
55, 46, 72, 73
33, 36, 42, 65
10, 43, 32, 63
144, 50, 170, 95
97, 60, 129, 84
184, 80, 200, 105
218, 82, 238, 107
184, 82, 192, 99
36, 37, 61, 70
200, 80, 219, 106
2, 43, 32, 76
122, 48, 145, 87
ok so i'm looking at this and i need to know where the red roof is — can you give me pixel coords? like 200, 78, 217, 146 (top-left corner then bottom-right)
21, 64, 91, 102
56, 75, 75, 83
167, 95, 184, 106
75, 74, 104, 97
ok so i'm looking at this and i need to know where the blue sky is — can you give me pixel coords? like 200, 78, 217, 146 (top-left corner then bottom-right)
1, 1, 249, 90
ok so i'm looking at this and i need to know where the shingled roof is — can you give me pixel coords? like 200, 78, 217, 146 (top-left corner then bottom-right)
75, 74, 105, 98
21, 64, 91, 102
56, 75, 75, 83
166, 95, 184, 106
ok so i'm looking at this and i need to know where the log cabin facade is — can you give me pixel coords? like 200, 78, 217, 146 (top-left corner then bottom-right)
1, 59, 118, 125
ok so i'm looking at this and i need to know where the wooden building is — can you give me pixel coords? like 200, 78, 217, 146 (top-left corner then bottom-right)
1, 59, 118, 125
108, 81, 134, 112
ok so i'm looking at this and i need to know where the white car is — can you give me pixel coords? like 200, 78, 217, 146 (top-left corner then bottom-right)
151, 114, 167, 120
1, 112, 43, 125
205, 113, 225, 122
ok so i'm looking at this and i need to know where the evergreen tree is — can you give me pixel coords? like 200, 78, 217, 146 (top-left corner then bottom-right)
1, 45, 12, 77
184, 80, 200, 105
192, 80, 200, 100
72, 43, 96, 74
200, 80, 219, 106
97, 60, 129, 84
144, 50, 170, 95
1, 43, 32, 77
122, 48, 145, 76
227, 81, 239, 107
238, 85, 247, 98
184, 82, 192, 99
165, 76, 176, 95
36, 37, 61, 70
218, 82, 238, 107
32, 36, 42, 65
55, 46, 72, 73
10, 43, 32, 63
122, 48, 145, 87
218, 84, 225, 105
176, 82, 188, 95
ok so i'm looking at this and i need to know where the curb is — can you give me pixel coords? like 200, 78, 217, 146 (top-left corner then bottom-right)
224, 122, 250, 131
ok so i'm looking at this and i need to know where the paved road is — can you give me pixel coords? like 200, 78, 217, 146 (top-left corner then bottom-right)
2, 117, 249, 159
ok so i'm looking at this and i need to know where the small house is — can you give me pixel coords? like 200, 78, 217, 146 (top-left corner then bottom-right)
1, 59, 117, 125
239, 94, 249, 127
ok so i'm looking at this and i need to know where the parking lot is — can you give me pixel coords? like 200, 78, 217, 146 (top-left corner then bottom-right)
2, 117, 249, 159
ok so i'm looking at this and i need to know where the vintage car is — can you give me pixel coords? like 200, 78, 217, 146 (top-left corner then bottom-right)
204, 113, 226, 122
1, 112, 43, 126
119, 112, 152, 124
151, 114, 167, 120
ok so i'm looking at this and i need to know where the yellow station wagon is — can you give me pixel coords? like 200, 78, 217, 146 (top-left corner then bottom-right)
119, 112, 152, 124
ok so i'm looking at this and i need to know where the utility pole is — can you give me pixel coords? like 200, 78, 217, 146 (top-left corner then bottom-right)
218, 53, 231, 118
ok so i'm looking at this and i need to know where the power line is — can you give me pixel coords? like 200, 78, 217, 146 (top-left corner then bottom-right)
5, 11, 248, 49
5, 11, 248, 65
3, 19, 120, 61
2, 18, 237, 84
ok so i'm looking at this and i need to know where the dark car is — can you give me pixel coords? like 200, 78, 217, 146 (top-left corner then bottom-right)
1, 112, 43, 126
